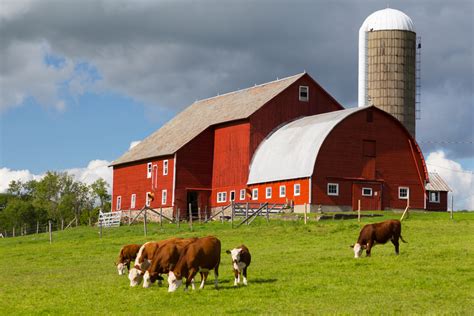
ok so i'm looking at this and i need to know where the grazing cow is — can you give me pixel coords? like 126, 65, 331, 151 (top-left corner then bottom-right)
351, 219, 407, 258
116, 244, 142, 275
168, 236, 221, 292
128, 238, 180, 286
142, 237, 198, 288
226, 245, 251, 286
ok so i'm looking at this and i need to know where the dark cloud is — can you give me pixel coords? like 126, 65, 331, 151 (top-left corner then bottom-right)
1, 0, 472, 159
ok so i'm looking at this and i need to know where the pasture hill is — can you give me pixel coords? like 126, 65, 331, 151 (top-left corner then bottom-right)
1, 211, 473, 315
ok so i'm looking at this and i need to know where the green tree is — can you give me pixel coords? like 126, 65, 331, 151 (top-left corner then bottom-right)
90, 178, 110, 210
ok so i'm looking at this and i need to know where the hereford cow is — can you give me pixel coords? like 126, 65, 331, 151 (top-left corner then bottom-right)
226, 245, 251, 286
128, 238, 180, 287
142, 237, 198, 288
351, 219, 407, 258
116, 244, 142, 275
168, 236, 221, 292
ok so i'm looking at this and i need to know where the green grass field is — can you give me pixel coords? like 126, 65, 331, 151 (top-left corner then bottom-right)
1, 212, 473, 315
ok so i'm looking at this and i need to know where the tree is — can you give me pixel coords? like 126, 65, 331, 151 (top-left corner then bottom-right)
90, 178, 110, 210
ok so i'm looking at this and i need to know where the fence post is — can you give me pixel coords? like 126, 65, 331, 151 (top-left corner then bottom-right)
358, 199, 361, 223
75, 216, 78, 227
246, 202, 249, 225
231, 202, 234, 229
304, 203, 307, 225
198, 207, 201, 224
143, 209, 148, 237
48, 220, 52, 244
266, 203, 269, 223
99, 221, 102, 239
177, 209, 180, 228
160, 208, 163, 229
400, 198, 410, 221
205, 206, 208, 222
189, 203, 193, 231
36, 221, 39, 234
450, 195, 454, 220
13, 227, 15, 237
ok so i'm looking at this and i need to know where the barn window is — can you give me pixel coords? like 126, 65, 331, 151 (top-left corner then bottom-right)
279, 185, 286, 197
252, 188, 258, 200
294, 183, 301, 196
116, 196, 122, 210
399, 187, 409, 200
327, 183, 339, 196
217, 192, 227, 203
130, 194, 136, 209
240, 189, 246, 200
362, 188, 373, 196
266, 187, 272, 199
146, 192, 152, 206
299, 86, 309, 101
147, 163, 152, 178
162, 190, 167, 205
363, 140, 376, 157
230, 191, 236, 201
163, 160, 168, 175
429, 191, 440, 203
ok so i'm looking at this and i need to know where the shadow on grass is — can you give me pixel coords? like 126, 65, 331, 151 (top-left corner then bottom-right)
214, 278, 278, 291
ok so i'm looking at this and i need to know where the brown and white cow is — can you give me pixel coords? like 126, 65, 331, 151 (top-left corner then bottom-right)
351, 219, 407, 258
128, 238, 180, 286
116, 244, 142, 275
168, 236, 221, 292
226, 245, 251, 286
142, 237, 198, 288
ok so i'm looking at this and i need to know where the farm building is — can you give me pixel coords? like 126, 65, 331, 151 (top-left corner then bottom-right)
111, 72, 445, 217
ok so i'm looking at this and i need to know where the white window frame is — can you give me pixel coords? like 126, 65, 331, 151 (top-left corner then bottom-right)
279, 185, 286, 197
162, 190, 167, 205
252, 188, 258, 200
240, 189, 246, 200
299, 86, 309, 101
362, 188, 373, 197
230, 190, 236, 201
147, 162, 152, 178
429, 191, 440, 203
130, 194, 136, 209
327, 183, 339, 196
217, 192, 227, 203
294, 183, 301, 196
266, 187, 272, 199
399, 187, 409, 200
116, 196, 122, 210
163, 160, 168, 175
146, 192, 151, 206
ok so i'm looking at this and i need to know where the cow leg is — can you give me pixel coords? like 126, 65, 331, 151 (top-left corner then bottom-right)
191, 278, 196, 290
242, 267, 248, 286
186, 269, 198, 291
392, 238, 400, 255
126, 262, 131, 271
366, 241, 373, 257
233, 269, 239, 286
214, 266, 219, 289
200, 272, 208, 289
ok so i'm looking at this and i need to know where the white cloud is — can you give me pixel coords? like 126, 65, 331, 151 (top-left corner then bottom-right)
0, 160, 112, 193
426, 150, 474, 210
129, 140, 141, 150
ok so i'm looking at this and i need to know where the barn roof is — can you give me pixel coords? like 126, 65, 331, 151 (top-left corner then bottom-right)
111, 73, 305, 166
248, 106, 367, 184
426, 173, 451, 192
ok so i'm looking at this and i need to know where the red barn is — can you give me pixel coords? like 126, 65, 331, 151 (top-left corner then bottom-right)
111, 72, 434, 217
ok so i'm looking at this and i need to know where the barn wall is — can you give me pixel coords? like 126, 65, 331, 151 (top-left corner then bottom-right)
249, 74, 344, 157
312, 108, 427, 210
426, 191, 448, 211
174, 128, 214, 213
112, 155, 175, 211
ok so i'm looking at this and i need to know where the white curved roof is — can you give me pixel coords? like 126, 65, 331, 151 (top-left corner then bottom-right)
247, 107, 367, 185
360, 8, 415, 32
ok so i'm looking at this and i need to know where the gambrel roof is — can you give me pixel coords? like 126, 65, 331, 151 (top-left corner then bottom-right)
112, 73, 305, 166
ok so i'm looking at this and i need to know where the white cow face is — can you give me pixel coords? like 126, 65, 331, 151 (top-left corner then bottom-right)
230, 248, 242, 263
353, 243, 363, 258
117, 263, 126, 275
168, 271, 183, 292
128, 268, 143, 287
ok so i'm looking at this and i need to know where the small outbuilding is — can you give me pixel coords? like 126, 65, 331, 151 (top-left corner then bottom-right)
425, 172, 451, 211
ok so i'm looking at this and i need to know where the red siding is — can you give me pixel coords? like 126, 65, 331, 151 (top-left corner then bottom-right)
426, 191, 448, 211
312, 109, 427, 210
112, 156, 175, 211
250, 74, 343, 157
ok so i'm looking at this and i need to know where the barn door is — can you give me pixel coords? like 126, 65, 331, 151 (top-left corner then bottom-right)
352, 182, 382, 211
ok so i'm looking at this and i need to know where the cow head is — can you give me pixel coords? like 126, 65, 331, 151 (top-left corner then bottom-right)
351, 243, 365, 258
128, 267, 144, 287
168, 271, 183, 292
227, 248, 242, 264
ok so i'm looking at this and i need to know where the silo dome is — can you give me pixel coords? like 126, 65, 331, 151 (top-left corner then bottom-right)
360, 8, 415, 32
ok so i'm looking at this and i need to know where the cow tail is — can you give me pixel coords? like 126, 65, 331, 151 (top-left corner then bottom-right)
400, 235, 408, 243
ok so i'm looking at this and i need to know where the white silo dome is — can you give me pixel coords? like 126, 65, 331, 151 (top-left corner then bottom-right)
358, 8, 415, 107
360, 8, 415, 32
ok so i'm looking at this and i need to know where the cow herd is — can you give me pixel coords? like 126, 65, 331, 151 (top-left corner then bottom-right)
115, 219, 405, 292
115, 235, 251, 292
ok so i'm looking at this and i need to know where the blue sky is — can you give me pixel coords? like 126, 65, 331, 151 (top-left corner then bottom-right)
0, 0, 472, 208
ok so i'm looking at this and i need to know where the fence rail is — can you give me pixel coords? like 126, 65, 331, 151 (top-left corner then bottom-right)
98, 210, 122, 227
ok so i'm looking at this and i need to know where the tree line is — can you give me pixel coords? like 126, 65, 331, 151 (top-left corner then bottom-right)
0, 171, 111, 234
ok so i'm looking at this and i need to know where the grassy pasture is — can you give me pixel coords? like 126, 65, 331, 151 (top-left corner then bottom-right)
1, 212, 473, 315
